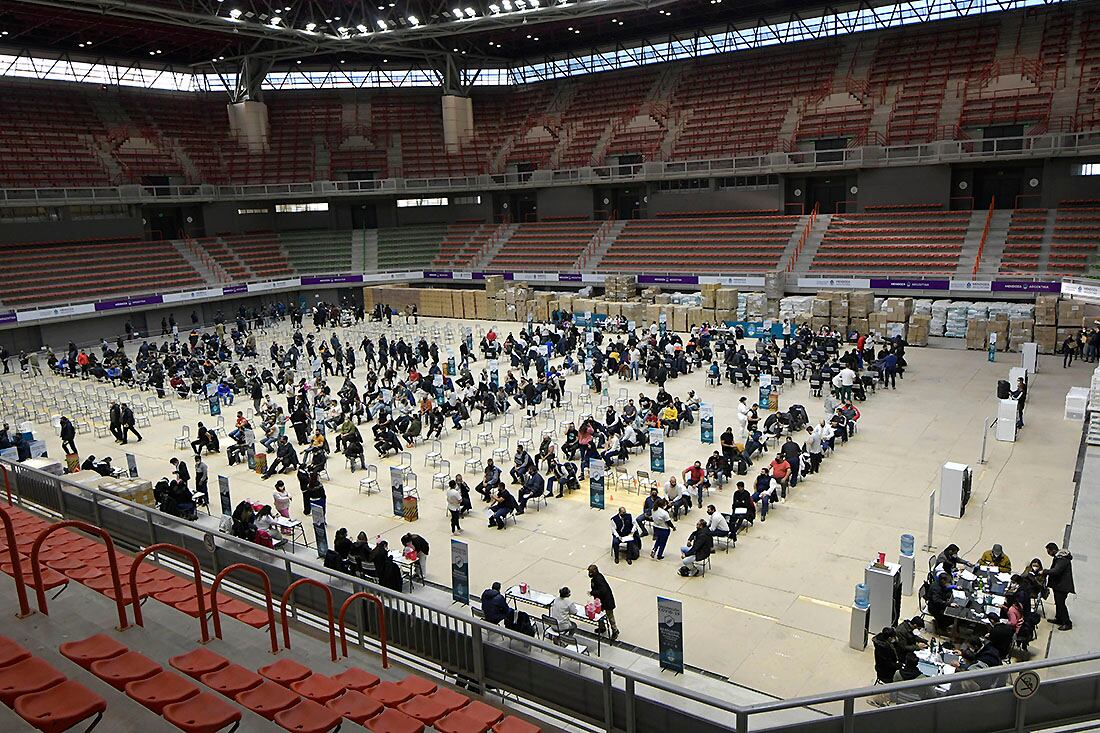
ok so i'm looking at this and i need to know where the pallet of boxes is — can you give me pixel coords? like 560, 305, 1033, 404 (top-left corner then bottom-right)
878, 297, 912, 341
1057, 298, 1085, 353
1033, 295, 1057, 354
714, 287, 738, 325
848, 291, 874, 340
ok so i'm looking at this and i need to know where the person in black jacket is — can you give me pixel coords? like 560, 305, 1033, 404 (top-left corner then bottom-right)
927, 572, 953, 632
120, 403, 142, 444
588, 564, 619, 639
1046, 542, 1075, 630
611, 508, 640, 564
480, 582, 514, 626
679, 519, 714, 576
872, 627, 901, 684
109, 400, 124, 444
59, 416, 77, 455
400, 533, 430, 578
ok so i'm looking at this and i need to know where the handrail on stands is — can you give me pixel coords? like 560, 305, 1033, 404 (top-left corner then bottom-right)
29, 521, 128, 630
337, 592, 389, 668
128, 542, 209, 644
2, 464, 11, 505
0, 507, 32, 617
786, 202, 819, 273
280, 578, 337, 662
972, 197, 996, 277
210, 563, 279, 655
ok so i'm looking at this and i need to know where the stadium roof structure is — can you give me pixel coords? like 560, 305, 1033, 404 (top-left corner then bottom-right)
0, 0, 1066, 89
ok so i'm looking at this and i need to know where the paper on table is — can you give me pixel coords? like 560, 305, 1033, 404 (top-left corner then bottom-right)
960, 570, 976, 581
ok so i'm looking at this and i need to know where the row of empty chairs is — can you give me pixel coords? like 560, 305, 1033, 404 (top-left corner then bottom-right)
812, 209, 970, 273
1048, 202, 1100, 274
1000, 208, 1048, 273
488, 220, 601, 270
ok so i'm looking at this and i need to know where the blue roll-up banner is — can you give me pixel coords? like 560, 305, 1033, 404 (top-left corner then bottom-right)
447, 349, 456, 376
758, 375, 773, 410
209, 397, 221, 416
489, 359, 499, 389
649, 428, 665, 473
451, 539, 470, 605
657, 596, 685, 674
311, 503, 328, 559
700, 403, 714, 444
658, 313, 667, 336
390, 466, 405, 517
589, 458, 605, 510
465, 329, 474, 353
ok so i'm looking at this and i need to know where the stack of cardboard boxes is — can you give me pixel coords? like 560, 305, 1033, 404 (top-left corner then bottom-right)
965, 318, 988, 350
1034, 295, 1058, 354
604, 275, 636, 302
849, 291, 874, 337
1009, 318, 1035, 352
908, 314, 930, 346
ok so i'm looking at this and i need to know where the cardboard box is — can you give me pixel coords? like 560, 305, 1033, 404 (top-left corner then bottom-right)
485, 275, 505, 296
811, 298, 832, 317
811, 316, 830, 331
1058, 300, 1084, 326
715, 288, 739, 310
966, 318, 988, 350
1034, 295, 1058, 326
475, 291, 489, 319
848, 291, 875, 318
849, 317, 869, 335
908, 324, 928, 346
1034, 325, 1057, 354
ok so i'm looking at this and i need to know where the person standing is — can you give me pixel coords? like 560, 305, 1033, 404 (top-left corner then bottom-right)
1046, 542, 1075, 631
587, 564, 619, 640
59, 416, 77, 455
193, 455, 209, 504
446, 480, 463, 533
120, 403, 142, 444
649, 498, 676, 560
170, 457, 190, 491
1011, 377, 1027, 429
109, 400, 125, 444
1062, 334, 1077, 368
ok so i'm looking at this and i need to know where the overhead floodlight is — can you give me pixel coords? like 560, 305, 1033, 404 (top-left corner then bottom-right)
407, 15, 419, 25
375, 19, 387, 29
529, 0, 539, 7
228, 8, 242, 18
489, 4, 499, 12
464, 7, 476, 17
515, 0, 525, 8
502, 0, 513, 8
452, 8, 464, 18
269, 15, 282, 25
304, 21, 317, 31
337, 26, 350, 36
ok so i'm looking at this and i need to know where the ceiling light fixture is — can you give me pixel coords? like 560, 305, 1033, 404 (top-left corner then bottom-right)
228, 8, 242, 19
489, 3, 500, 12
374, 19, 386, 29
304, 21, 317, 31
464, 7, 476, 17
269, 15, 282, 24
452, 8, 464, 18
407, 14, 419, 25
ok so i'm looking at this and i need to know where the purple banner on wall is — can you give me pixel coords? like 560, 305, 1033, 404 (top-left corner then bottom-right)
469, 272, 487, 280
94, 294, 164, 311
991, 280, 1061, 293
423, 271, 454, 279
558, 273, 584, 282
222, 284, 248, 295
502, 272, 515, 281
637, 274, 700, 285
0, 312, 16, 325
300, 274, 365, 285
869, 278, 950, 290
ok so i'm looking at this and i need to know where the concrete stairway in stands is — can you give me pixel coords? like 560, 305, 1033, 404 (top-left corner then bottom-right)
171, 239, 225, 284
1036, 209, 1058, 274
580, 220, 627, 270
777, 214, 813, 271
787, 214, 831, 273
357, 230, 378, 273
953, 210, 998, 279
474, 223, 519, 270
971, 210, 1013, 277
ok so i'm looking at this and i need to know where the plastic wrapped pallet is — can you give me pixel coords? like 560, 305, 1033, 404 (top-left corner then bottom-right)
779, 296, 814, 321
945, 301, 970, 338
743, 292, 766, 320
913, 299, 933, 316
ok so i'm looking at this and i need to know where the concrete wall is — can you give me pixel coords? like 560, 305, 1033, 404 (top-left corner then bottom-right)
646, 186, 783, 215
0, 212, 144, 245
536, 186, 594, 219
856, 165, 953, 210
1041, 157, 1100, 208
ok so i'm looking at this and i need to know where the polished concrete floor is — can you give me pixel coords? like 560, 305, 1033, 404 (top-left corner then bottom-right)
10, 314, 1088, 699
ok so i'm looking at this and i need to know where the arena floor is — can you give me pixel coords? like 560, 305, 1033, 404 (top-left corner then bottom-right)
13, 315, 1086, 699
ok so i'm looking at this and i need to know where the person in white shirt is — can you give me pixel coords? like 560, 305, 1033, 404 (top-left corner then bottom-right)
649, 500, 676, 560
706, 504, 731, 541
736, 396, 750, 430
446, 481, 463, 533
663, 477, 692, 518
820, 420, 836, 455
805, 425, 823, 474
548, 587, 578, 632
838, 366, 856, 401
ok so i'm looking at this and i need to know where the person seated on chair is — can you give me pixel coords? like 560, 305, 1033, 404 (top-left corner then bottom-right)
751, 468, 779, 522
682, 460, 710, 509
510, 445, 534, 484
731, 481, 756, 533
343, 430, 365, 471
706, 504, 731, 544
191, 422, 219, 455
601, 434, 624, 469
372, 421, 403, 457
978, 544, 1012, 573
262, 436, 299, 479
480, 581, 514, 626
663, 476, 692, 519
706, 451, 730, 488
516, 466, 545, 514
489, 486, 518, 529
660, 403, 680, 434
370, 540, 404, 592
231, 501, 257, 541
226, 431, 251, 466
679, 519, 714, 576
611, 507, 640, 565
549, 587, 578, 632
893, 616, 928, 655
927, 572, 954, 632
872, 627, 902, 685
475, 459, 503, 502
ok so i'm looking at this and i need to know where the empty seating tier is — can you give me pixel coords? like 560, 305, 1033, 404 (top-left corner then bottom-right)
999, 209, 1047, 274
377, 225, 448, 270
599, 215, 799, 272
488, 221, 601, 270
812, 210, 970, 272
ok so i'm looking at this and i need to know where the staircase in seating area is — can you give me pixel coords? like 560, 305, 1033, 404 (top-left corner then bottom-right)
172, 237, 229, 284
573, 219, 624, 270
357, 229, 378, 272
473, 223, 517, 270
278, 230, 354, 274
954, 208, 999, 279
433, 221, 497, 269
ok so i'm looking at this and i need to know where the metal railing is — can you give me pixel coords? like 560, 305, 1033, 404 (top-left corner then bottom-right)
4, 130, 1100, 207
6, 455, 1100, 733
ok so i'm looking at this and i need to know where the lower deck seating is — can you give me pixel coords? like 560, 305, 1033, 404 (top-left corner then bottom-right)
599, 215, 798, 272
812, 210, 970, 272
377, 225, 448, 270
999, 209, 1047, 274
0, 238, 203, 308
433, 222, 495, 269
279, 231, 353, 274
488, 221, 600, 270
1047, 205, 1100, 274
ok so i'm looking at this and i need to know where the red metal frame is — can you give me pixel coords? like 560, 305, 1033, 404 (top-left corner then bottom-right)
279, 578, 337, 662
128, 543, 208, 643
210, 563, 278, 655
337, 592, 389, 669
29, 521, 128, 629
0, 508, 31, 617
972, 198, 996, 277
